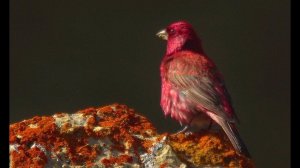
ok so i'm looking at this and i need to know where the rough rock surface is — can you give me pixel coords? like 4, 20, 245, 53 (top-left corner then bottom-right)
9, 104, 254, 168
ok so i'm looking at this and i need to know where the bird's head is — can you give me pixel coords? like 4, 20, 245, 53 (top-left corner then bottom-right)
156, 21, 203, 56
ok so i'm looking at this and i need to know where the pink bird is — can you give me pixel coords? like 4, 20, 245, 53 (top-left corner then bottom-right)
157, 21, 250, 157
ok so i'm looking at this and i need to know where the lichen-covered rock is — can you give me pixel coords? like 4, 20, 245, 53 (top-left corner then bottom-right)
9, 104, 254, 168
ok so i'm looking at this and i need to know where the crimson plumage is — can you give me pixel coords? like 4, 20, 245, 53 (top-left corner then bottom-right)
157, 21, 250, 157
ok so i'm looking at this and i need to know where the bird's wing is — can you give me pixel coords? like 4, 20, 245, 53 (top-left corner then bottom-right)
166, 53, 237, 123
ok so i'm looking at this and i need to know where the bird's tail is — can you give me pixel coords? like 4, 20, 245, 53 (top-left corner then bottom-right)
207, 112, 251, 158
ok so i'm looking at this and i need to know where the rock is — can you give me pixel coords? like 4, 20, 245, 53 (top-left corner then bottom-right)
9, 104, 254, 168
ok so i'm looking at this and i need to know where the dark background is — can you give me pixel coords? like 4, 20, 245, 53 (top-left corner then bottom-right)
10, 0, 290, 167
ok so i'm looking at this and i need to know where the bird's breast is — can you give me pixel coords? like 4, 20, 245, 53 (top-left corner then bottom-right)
160, 80, 197, 125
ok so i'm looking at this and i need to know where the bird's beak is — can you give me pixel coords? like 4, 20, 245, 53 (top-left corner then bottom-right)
156, 29, 168, 40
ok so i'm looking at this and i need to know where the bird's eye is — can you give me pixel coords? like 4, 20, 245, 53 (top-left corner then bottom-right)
168, 28, 176, 35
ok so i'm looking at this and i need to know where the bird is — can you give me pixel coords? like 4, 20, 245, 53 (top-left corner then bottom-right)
156, 21, 250, 157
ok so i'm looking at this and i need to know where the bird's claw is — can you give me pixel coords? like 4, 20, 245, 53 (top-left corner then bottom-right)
184, 131, 193, 136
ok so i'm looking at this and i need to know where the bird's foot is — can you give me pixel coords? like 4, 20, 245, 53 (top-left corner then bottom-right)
175, 125, 190, 135
183, 131, 193, 136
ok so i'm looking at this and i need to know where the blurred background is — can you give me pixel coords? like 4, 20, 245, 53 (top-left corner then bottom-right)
10, 0, 290, 167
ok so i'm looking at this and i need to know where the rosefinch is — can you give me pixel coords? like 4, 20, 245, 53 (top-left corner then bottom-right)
157, 21, 250, 157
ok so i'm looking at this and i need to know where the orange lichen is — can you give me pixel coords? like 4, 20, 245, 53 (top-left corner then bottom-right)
142, 139, 156, 152
9, 116, 57, 167
10, 145, 48, 168
101, 154, 133, 167
10, 104, 254, 167
10, 104, 158, 167
169, 131, 254, 167
160, 162, 168, 168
